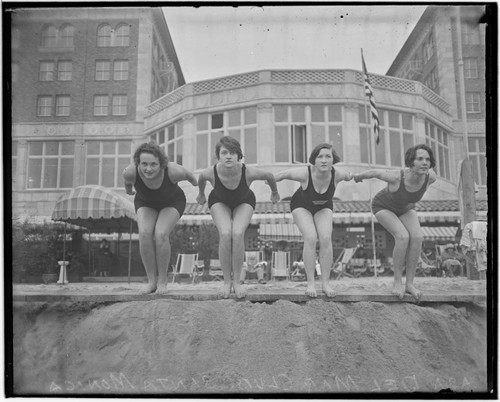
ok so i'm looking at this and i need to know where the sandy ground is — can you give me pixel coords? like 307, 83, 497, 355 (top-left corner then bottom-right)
11, 277, 489, 396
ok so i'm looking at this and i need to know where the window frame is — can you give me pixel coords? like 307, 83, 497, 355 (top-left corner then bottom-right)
465, 92, 481, 113
113, 60, 129, 80
57, 60, 72, 81
95, 60, 111, 81
93, 95, 109, 116
37, 95, 53, 116
39, 61, 55, 81
112, 94, 128, 116
55, 95, 70, 116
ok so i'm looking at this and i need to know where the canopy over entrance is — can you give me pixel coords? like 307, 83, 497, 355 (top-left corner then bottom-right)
51, 185, 138, 282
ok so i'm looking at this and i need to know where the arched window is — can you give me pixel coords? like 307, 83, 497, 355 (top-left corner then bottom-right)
97, 25, 112, 47
115, 24, 130, 46
41, 25, 57, 47
60, 24, 74, 47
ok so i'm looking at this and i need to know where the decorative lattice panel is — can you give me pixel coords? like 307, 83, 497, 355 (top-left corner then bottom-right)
271, 70, 345, 83
193, 73, 260, 94
422, 86, 450, 114
355, 71, 417, 93
147, 87, 185, 116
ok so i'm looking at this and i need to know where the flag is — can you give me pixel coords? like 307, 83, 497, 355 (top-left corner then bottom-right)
361, 50, 380, 145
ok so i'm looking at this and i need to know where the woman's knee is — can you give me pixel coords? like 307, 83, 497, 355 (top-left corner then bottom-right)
218, 230, 232, 244
139, 230, 154, 242
155, 231, 171, 244
393, 231, 410, 246
318, 235, 332, 249
303, 233, 318, 248
231, 227, 245, 242
409, 232, 424, 244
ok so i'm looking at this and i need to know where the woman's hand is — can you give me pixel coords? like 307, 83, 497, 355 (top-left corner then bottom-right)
353, 173, 363, 183
196, 193, 206, 205
271, 191, 280, 204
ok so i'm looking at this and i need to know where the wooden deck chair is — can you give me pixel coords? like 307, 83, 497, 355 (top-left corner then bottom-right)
416, 255, 437, 277
435, 244, 463, 276
333, 247, 357, 279
244, 251, 262, 268
209, 259, 223, 281
271, 251, 290, 280
171, 253, 200, 284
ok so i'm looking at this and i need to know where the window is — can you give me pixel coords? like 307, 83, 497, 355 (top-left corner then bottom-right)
274, 105, 310, 164
465, 92, 481, 113
55, 96, 70, 116
40, 24, 74, 47
360, 110, 414, 167
39, 61, 55, 81
41, 25, 57, 47
423, 33, 435, 63
57, 61, 72, 81
85, 141, 131, 188
97, 25, 112, 47
464, 58, 478, 78
462, 23, 480, 45
150, 120, 184, 165
424, 121, 451, 180
112, 95, 127, 116
310, 105, 344, 160
37, 96, 52, 116
60, 25, 74, 47
95, 60, 110, 80
27, 141, 74, 189
12, 141, 18, 186
115, 24, 130, 46
97, 23, 130, 47
94, 95, 108, 116
226, 107, 258, 164
468, 136, 487, 186
113, 60, 129, 80
196, 113, 224, 169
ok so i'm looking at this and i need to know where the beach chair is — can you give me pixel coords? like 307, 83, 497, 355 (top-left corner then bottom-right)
350, 258, 368, 277
208, 259, 223, 281
271, 251, 290, 280
435, 244, 463, 277
416, 254, 437, 277
333, 247, 357, 279
171, 253, 201, 284
244, 251, 265, 280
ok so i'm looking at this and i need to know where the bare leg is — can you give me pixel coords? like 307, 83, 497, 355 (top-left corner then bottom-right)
137, 207, 160, 294
314, 209, 335, 297
293, 208, 318, 297
154, 207, 181, 295
231, 204, 254, 298
400, 210, 423, 301
210, 203, 233, 298
375, 210, 410, 300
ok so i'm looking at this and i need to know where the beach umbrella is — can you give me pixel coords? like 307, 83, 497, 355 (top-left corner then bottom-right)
51, 185, 138, 282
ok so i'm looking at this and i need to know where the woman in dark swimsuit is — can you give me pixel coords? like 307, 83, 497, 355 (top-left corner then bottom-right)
197, 136, 280, 298
354, 144, 437, 301
275, 143, 353, 298
123, 142, 198, 295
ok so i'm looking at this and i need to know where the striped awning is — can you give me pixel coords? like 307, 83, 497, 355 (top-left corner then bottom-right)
51, 185, 137, 233
259, 223, 303, 242
421, 226, 458, 241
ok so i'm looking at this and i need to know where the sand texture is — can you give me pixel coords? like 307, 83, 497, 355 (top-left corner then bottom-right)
13, 290, 487, 395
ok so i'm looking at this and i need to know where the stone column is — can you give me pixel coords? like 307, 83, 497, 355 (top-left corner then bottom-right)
73, 139, 85, 187
15, 140, 28, 191
343, 102, 361, 163
256, 103, 274, 165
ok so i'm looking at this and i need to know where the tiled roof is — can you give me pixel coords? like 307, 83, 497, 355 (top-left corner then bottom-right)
183, 199, 487, 216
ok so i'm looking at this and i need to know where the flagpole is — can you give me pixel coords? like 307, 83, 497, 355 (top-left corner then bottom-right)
361, 48, 378, 278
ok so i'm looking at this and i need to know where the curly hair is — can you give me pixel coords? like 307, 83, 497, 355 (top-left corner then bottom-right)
405, 144, 436, 168
308, 143, 341, 165
132, 142, 168, 168
215, 136, 243, 161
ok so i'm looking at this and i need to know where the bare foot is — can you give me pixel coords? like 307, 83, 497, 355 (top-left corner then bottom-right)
141, 283, 157, 295
218, 283, 232, 299
156, 284, 168, 295
305, 284, 317, 298
233, 282, 246, 299
391, 283, 405, 300
405, 284, 422, 302
322, 283, 336, 298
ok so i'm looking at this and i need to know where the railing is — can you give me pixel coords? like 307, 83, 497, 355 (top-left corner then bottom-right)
146, 68, 450, 117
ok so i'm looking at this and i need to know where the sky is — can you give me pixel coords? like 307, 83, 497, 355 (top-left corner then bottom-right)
163, 5, 428, 84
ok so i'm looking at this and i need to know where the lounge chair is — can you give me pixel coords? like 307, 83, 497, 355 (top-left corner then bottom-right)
333, 247, 357, 279
208, 259, 223, 281
171, 253, 202, 284
271, 251, 290, 280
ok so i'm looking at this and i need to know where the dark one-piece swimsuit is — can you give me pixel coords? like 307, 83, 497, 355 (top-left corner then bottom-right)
208, 163, 256, 211
133, 166, 186, 217
371, 169, 429, 216
290, 165, 336, 215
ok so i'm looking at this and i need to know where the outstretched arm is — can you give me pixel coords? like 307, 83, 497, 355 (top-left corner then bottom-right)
353, 169, 399, 185
333, 167, 354, 186
274, 167, 308, 183
247, 166, 280, 203
196, 168, 212, 205
169, 163, 198, 186
123, 164, 136, 195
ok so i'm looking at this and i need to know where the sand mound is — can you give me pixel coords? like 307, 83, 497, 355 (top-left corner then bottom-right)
13, 299, 487, 395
